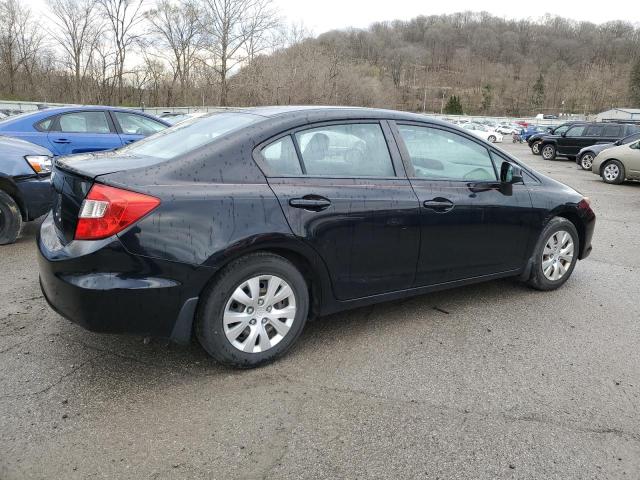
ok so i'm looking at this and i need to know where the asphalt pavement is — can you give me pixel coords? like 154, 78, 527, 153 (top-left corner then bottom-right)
1, 140, 639, 479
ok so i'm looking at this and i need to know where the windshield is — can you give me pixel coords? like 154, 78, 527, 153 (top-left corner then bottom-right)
120, 112, 263, 159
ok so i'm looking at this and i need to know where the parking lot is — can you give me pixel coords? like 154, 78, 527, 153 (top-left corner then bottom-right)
1, 140, 639, 479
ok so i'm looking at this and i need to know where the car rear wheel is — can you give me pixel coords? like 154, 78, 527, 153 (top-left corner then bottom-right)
527, 217, 579, 291
0, 190, 22, 245
601, 160, 625, 184
531, 141, 542, 155
541, 144, 556, 160
580, 153, 594, 170
196, 252, 309, 368
488, 135, 496, 143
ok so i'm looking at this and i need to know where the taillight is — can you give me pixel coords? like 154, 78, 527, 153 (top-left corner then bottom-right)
75, 184, 160, 240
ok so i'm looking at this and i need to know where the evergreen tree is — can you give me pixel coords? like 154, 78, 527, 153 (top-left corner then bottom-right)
532, 73, 545, 111
481, 84, 493, 112
444, 95, 463, 115
630, 60, 640, 107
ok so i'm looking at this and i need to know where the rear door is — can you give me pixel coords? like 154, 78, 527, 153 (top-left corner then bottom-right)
111, 111, 167, 145
257, 121, 421, 300
391, 122, 534, 286
48, 111, 121, 155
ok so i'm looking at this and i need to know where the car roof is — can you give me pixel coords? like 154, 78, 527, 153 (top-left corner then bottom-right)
223, 105, 450, 126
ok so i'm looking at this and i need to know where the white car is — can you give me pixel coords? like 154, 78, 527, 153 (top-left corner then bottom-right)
496, 124, 521, 135
462, 123, 503, 143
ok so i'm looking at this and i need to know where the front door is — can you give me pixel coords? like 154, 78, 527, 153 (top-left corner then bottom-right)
557, 124, 590, 157
111, 111, 167, 146
48, 110, 122, 155
258, 122, 421, 300
392, 122, 534, 286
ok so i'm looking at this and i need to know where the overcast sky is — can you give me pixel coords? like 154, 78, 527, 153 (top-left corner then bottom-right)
31, 0, 639, 34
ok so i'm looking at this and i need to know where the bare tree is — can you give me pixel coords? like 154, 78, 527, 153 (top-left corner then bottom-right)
97, 0, 145, 104
146, 0, 205, 105
47, 0, 103, 103
199, 0, 278, 106
0, 0, 43, 96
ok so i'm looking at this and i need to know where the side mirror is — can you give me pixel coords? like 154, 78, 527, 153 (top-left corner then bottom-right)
501, 162, 523, 184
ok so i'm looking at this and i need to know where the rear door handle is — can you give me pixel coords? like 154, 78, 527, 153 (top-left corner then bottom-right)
289, 196, 331, 211
423, 198, 454, 213
52, 138, 71, 144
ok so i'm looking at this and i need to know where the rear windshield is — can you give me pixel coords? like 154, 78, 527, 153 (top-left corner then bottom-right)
119, 112, 262, 159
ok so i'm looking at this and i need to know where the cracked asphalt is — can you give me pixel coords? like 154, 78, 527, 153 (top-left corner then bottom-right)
1, 141, 639, 479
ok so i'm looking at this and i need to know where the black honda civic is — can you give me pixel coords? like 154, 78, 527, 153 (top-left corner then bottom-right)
38, 107, 596, 368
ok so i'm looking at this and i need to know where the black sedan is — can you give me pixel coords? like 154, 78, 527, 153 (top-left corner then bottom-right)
38, 107, 596, 368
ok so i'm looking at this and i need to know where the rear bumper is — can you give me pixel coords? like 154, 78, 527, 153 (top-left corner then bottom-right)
15, 175, 52, 220
38, 214, 213, 340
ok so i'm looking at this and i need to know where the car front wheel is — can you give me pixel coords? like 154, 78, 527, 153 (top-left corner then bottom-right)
527, 217, 579, 291
580, 153, 594, 170
196, 252, 309, 368
541, 144, 556, 160
601, 160, 625, 184
488, 135, 496, 143
0, 190, 22, 245
531, 141, 542, 155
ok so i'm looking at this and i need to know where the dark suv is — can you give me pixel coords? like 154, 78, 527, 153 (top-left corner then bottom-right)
540, 122, 639, 161
528, 122, 583, 155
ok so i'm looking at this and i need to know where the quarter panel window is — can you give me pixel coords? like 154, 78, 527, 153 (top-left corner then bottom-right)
58, 112, 111, 133
261, 136, 302, 175
294, 123, 394, 177
114, 112, 166, 135
603, 125, 622, 137
398, 125, 497, 181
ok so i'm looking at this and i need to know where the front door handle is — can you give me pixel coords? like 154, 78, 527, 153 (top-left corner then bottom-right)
423, 197, 454, 213
52, 138, 71, 144
124, 139, 136, 144
289, 196, 331, 211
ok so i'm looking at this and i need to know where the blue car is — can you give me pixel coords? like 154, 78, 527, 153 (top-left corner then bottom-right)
0, 106, 170, 156
0, 136, 54, 244
522, 125, 553, 141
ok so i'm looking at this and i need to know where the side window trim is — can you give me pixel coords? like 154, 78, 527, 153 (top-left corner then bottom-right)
255, 120, 398, 179
390, 120, 496, 182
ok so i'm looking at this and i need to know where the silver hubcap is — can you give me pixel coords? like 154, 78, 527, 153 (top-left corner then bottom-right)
581, 155, 593, 169
542, 230, 574, 281
543, 146, 554, 159
532, 142, 540, 153
223, 275, 296, 353
603, 163, 619, 181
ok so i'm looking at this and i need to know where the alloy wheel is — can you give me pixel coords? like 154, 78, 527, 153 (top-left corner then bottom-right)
580, 154, 593, 170
532, 142, 541, 154
603, 163, 620, 182
488, 135, 496, 143
541, 230, 574, 281
223, 275, 297, 353
542, 145, 554, 160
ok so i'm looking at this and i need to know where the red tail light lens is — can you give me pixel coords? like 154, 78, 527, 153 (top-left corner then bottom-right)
75, 184, 160, 240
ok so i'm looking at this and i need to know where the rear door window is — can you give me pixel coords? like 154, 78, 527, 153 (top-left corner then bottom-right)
294, 123, 395, 177
586, 125, 604, 137
57, 111, 111, 133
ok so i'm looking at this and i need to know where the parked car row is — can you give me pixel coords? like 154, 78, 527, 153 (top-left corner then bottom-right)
0, 106, 171, 244
527, 120, 640, 185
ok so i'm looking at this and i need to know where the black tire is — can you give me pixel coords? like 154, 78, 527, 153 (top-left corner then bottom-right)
196, 252, 309, 368
0, 190, 22, 245
488, 135, 496, 143
600, 159, 625, 185
527, 217, 579, 291
579, 153, 594, 171
541, 143, 556, 160
531, 140, 542, 155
